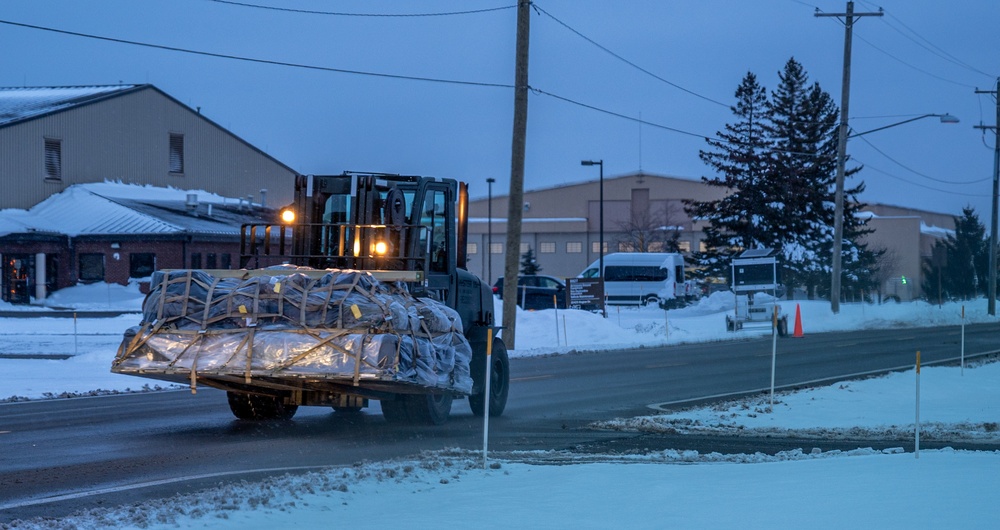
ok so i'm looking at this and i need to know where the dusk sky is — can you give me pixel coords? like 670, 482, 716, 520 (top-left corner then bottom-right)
3, 0, 998, 220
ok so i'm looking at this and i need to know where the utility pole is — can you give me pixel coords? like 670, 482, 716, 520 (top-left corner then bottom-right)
501, 0, 531, 349
816, 2, 882, 314
975, 78, 1000, 316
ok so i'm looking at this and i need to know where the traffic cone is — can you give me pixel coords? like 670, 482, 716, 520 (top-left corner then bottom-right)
793, 303, 804, 338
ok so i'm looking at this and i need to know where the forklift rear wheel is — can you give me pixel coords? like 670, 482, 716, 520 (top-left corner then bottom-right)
227, 391, 298, 420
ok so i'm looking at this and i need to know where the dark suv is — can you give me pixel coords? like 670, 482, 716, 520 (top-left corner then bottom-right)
492, 275, 567, 310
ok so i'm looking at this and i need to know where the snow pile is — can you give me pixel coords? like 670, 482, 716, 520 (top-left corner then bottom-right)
598, 360, 1000, 442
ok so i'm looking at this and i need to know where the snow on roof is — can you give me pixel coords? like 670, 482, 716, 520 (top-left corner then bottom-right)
0, 85, 140, 126
0, 181, 266, 238
920, 221, 953, 238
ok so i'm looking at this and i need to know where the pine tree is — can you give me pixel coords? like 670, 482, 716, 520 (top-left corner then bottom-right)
519, 247, 541, 275
766, 59, 840, 298
684, 71, 775, 276
921, 207, 988, 301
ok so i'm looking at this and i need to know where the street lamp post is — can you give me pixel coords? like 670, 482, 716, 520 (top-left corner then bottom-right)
830, 113, 958, 312
487, 177, 495, 284
581, 159, 605, 318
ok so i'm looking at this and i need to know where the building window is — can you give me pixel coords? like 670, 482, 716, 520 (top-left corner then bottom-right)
44, 138, 62, 180
699, 241, 708, 253
566, 242, 582, 254
520, 243, 529, 254
540, 242, 555, 253
466, 243, 478, 255
207, 253, 217, 268
191, 252, 202, 268
490, 243, 503, 254
678, 241, 692, 253
221, 253, 232, 269
592, 241, 608, 254
130, 253, 156, 278
649, 242, 665, 252
78, 253, 104, 282
169, 133, 184, 174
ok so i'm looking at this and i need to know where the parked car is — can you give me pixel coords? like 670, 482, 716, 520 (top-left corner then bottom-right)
492, 275, 567, 310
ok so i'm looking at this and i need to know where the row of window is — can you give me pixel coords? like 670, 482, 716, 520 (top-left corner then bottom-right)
79, 252, 156, 282
465, 240, 695, 255
77, 251, 232, 282
43, 133, 185, 180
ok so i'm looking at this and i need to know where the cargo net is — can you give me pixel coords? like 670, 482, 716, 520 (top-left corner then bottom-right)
113, 268, 472, 394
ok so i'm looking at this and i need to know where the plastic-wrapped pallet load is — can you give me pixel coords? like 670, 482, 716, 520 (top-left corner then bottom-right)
113, 268, 473, 394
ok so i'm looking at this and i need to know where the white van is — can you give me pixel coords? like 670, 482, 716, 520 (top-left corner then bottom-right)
579, 252, 695, 307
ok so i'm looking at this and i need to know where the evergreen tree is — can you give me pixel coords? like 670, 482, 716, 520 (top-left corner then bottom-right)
921, 207, 988, 301
685, 71, 775, 276
519, 247, 541, 275
766, 59, 840, 298
685, 59, 878, 300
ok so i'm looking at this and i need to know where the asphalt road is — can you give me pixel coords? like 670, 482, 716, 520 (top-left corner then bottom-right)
2, 323, 998, 522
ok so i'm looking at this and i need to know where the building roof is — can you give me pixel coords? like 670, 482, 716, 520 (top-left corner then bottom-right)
0, 84, 297, 177
0, 182, 272, 238
0, 85, 143, 127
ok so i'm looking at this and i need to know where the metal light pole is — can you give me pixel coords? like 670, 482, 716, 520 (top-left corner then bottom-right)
581, 159, 605, 318
975, 79, 1000, 315
487, 177, 495, 284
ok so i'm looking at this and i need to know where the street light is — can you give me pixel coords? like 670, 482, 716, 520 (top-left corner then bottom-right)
848, 113, 959, 138
830, 113, 959, 313
581, 159, 605, 318
486, 177, 495, 284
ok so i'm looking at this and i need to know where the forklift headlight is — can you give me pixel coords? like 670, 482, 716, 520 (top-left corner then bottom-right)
373, 240, 389, 256
280, 209, 296, 224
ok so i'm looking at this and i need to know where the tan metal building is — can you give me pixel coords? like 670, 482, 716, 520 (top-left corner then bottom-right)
0, 84, 296, 210
466, 171, 955, 301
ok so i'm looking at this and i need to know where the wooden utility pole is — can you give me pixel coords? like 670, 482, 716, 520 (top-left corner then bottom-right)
501, 0, 531, 349
816, 2, 882, 314
974, 78, 1000, 316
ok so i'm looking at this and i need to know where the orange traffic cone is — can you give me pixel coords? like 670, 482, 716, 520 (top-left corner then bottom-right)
793, 303, 804, 338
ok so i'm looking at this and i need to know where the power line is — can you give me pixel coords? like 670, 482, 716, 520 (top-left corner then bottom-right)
532, 3, 729, 108
854, 134, 989, 185
0, 19, 513, 89
852, 31, 979, 89
206, 0, 517, 18
857, 159, 991, 198
857, 0, 995, 80
530, 87, 828, 158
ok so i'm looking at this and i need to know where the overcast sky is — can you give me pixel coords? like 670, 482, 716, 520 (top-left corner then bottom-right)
3, 0, 998, 220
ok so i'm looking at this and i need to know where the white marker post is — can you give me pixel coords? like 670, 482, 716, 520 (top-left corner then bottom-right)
482, 328, 494, 469
563, 315, 568, 346
73, 312, 79, 356
915, 350, 921, 459
770, 306, 778, 407
961, 305, 965, 376
553, 295, 560, 347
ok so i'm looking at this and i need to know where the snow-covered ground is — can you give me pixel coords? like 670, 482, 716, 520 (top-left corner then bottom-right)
1, 284, 998, 528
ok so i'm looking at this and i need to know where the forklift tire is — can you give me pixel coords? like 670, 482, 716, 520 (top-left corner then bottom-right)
227, 391, 298, 420
380, 398, 410, 424
380, 394, 453, 425
469, 337, 510, 417
405, 393, 454, 425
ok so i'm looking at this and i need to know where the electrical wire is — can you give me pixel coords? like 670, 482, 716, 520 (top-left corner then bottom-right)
0, 19, 514, 89
532, 3, 729, 108
857, 0, 995, 80
852, 31, 978, 90
854, 135, 989, 185
855, 159, 991, 198
205, 0, 516, 18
